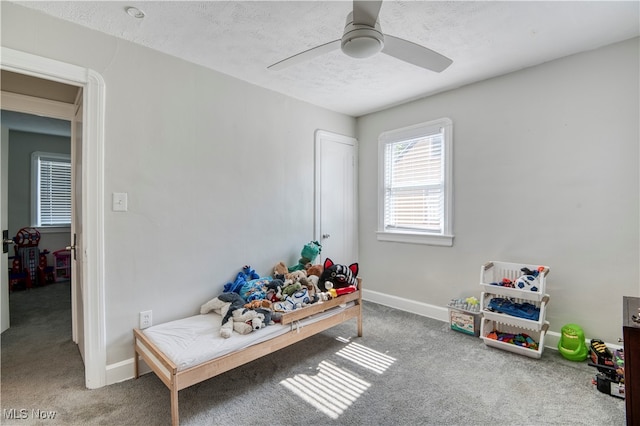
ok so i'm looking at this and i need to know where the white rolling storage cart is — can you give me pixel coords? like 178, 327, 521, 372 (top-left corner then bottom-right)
479, 261, 550, 359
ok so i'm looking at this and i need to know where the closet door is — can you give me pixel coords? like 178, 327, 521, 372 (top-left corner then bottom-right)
314, 130, 358, 265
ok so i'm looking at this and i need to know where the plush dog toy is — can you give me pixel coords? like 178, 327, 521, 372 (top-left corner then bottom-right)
200, 292, 265, 338
244, 299, 272, 310
243, 301, 275, 326
318, 258, 359, 293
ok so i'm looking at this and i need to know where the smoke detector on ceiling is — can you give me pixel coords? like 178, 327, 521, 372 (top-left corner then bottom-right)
125, 7, 145, 19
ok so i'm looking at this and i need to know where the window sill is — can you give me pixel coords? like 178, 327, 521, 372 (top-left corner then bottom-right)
376, 231, 454, 247
35, 226, 71, 234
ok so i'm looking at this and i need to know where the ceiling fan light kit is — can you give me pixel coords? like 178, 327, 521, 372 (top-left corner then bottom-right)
268, 0, 452, 73
341, 15, 385, 59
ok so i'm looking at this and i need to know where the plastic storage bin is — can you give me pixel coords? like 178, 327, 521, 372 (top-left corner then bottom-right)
448, 299, 481, 336
480, 292, 550, 331
480, 318, 549, 359
480, 261, 549, 302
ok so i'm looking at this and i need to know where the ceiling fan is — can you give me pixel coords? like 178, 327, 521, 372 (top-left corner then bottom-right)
268, 0, 452, 72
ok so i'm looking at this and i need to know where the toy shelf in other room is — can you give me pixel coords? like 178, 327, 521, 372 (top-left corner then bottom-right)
53, 249, 71, 281
480, 292, 550, 331
480, 261, 549, 302
480, 318, 549, 359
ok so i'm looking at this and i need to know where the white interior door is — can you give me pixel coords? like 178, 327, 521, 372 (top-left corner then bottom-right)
1, 126, 10, 333
314, 130, 358, 264
70, 92, 85, 361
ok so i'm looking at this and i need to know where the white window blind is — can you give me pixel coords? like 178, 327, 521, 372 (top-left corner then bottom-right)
32, 152, 71, 226
378, 118, 453, 246
384, 134, 443, 232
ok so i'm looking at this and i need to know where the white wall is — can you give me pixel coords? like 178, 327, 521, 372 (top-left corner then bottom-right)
1, 3, 355, 366
357, 37, 640, 344
3, 1, 638, 377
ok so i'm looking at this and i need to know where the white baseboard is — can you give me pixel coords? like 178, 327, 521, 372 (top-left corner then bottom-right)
107, 292, 620, 385
362, 289, 450, 322
106, 357, 151, 386
361, 290, 622, 352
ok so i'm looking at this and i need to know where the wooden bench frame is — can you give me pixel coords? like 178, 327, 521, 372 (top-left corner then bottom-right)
133, 279, 363, 426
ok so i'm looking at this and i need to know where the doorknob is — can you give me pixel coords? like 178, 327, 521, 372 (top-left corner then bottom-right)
66, 233, 77, 260
322, 234, 331, 239
2, 230, 14, 254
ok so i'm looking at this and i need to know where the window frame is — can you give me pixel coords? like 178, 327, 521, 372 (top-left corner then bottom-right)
30, 151, 72, 228
377, 117, 454, 247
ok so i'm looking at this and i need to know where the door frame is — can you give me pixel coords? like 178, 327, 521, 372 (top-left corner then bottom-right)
1, 47, 107, 389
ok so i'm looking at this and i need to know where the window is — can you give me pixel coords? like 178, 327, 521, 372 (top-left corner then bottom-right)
377, 118, 453, 246
31, 152, 71, 227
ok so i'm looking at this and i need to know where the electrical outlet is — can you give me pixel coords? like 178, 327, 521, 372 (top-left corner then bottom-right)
139, 310, 152, 329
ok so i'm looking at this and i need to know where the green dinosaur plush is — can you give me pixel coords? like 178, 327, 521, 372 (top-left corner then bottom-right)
288, 241, 321, 272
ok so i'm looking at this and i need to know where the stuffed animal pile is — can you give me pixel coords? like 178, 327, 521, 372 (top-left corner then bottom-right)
199, 243, 359, 338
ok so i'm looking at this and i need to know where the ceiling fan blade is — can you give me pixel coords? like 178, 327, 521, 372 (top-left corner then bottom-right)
352, 0, 383, 27
268, 40, 341, 71
382, 34, 452, 72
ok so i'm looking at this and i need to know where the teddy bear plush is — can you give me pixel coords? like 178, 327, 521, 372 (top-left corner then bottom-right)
284, 270, 307, 285
273, 261, 288, 277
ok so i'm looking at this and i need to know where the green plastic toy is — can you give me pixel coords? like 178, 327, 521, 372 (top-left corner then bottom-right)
558, 323, 588, 361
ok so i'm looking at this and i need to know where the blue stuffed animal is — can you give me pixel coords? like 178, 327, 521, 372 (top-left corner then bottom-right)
223, 265, 271, 302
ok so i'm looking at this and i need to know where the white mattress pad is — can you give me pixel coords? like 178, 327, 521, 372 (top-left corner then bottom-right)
143, 303, 353, 371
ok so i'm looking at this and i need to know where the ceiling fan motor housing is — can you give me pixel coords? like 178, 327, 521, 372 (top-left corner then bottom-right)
341, 13, 384, 59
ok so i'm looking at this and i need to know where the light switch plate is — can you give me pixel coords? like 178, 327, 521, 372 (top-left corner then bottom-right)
112, 192, 128, 212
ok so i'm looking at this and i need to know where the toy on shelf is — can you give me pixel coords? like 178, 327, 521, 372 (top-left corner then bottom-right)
486, 330, 539, 350
490, 266, 545, 292
486, 297, 540, 321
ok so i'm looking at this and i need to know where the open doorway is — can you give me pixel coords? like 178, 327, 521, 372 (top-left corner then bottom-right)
1, 48, 107, 389
1, 72, 80, 365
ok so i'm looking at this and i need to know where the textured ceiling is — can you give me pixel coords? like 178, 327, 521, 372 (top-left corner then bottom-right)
10, 1, 640, 117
